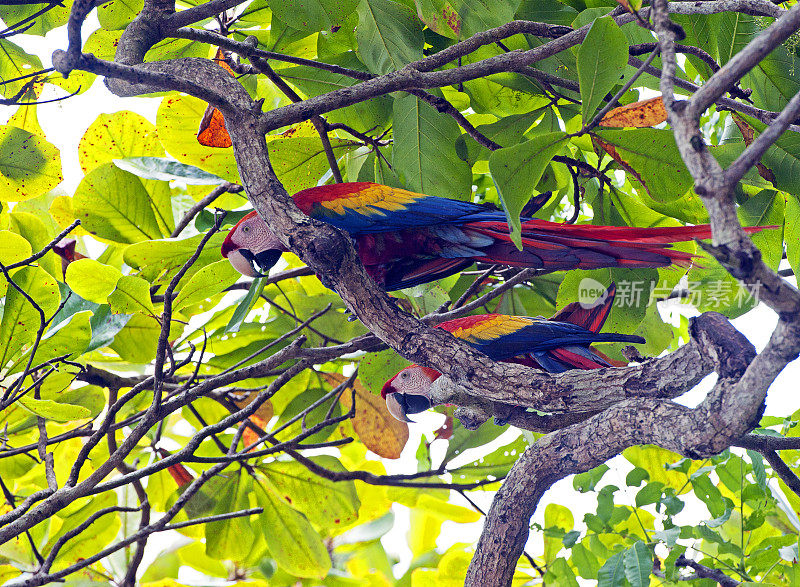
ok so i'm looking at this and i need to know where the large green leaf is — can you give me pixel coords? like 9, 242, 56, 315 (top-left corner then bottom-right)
594, 128, 694, 202
442, 420, 508, 465
392, 94, 472, 200
64, 259, 123, 304
17, 395, 91, 422
123, 233, 228, 284
260, 456, 360, 530
0, 126, 62, 202
97, 0, 144, 30
357, 0, 424, 75
359, 349, 412, 394
108, 275, 157, 316
0, 39, 43, 99
623, 541, 652, 587
488, 131, 568, 248
8, 211, 59, 278
8, 311, 93, 375
597, 550, 626, 587
78, 111, 164, 174
157, 94, 241, 183
0, 1, 72, 36
460, 41, 551, 117
577, 17, 629, 123
114, 156, 225, 185
109, 313, 162, 364
268, 134, 358, 193
0, 267, 60, 370
173, 259, 241, 312
544, 503, 574, 564
254, 481, 331, 578
282, 53, 392, 133
73, 163, 164, 243
448, 436, 529, 482
414, 0, 520, 39
270, 0, 359, 32
205, 471, 256, 561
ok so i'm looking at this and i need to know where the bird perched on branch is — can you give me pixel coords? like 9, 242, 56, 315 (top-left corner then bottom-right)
381, 284, 642, 421
221, 182, 751, 291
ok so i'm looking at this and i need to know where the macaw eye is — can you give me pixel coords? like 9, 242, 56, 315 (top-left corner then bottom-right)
400, 372, 408, 379
242, 225, 250, 233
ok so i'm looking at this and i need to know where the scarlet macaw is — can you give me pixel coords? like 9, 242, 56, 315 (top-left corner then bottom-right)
221, 182, 728, 291
381, 284, 640, 421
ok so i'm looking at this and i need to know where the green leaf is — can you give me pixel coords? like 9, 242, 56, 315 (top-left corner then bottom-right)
393, 94, 472, 200
544, 504, 574, 563
0, 126, 63, 202
359, 349, 412, 394
594, 128, 694, 202
623, 541, 652, 587
270, 0, 359, 32
254, 482, 331, 577
281, 53, 392, 133
16, 395, 91, 422
577, 17, 629, 123
0, 267, 60, 370
108, 275, 157, 316
123, 233, 228, 284
78, 111, 164, 174
73, 163, 165, 243
574, 464, 610, 492
113, 156, 226, 184
786, 194, 800, 277
0, 38, 43, 100
64, 259, 124, 304
157, 94, 241, 183
357, 0, 424, 74
442, 419, 508, 464
173, 259, 241, 312
205, 471, 256, 561
225, 277, 266, 333
260, 456, 360, 530
448, 436, 529, 482
738, 189, 785, 270
87, 305, 131, 352
414, 0, 520, 39
597, 550, 626, 587
0, 230, 33, 265
268, 134, 358, 193
109, 313, 162, 364
8, 311, 93, 374
488, 131, 568, 248
97, 0, 144, 30
0, 1, 72, 36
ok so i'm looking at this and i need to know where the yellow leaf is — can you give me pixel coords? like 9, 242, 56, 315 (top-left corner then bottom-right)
600, 96, 667, 128
322, 373, 409, 459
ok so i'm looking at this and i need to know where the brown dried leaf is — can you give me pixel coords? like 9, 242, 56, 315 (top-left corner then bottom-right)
232, 393, 274, 422
322, 372, 409, 459
731, 113, 776, 185
600, 96, 667, 128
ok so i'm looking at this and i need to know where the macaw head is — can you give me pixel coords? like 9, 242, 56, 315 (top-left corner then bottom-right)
381, 365, 441, 422
221, 211, 286, 277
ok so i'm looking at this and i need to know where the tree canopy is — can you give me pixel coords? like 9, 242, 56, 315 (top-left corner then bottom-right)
1, 0, 800, 585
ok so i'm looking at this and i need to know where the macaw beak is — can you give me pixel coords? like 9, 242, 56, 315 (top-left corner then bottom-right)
226, 248, 283, 278
385, 392, 431, 422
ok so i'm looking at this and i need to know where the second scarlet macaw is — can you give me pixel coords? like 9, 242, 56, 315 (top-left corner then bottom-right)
381, 284, 641, 421
221, 182, 726, 291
